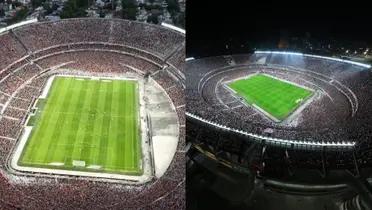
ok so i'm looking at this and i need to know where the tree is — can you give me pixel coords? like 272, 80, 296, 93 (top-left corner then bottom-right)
98, 9, 105, 18
165, 0, 180, 15
60, 0, 88, 19
43, 2, 58, 15
147, 13, 159, 24
172, 12, 185, 28
7, 7, 29, 25
121, 0, 137, 20
31, 0, 45, 8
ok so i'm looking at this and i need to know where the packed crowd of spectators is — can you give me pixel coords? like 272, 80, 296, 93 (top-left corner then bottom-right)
13, 18, 183, 60
152, 70, 180, 90
187, 53, 372, 179
110, 19, 184, 59
0, 118, 21, 139
0, 94, 9, 104
0, 18, 185, 209
0, 75, 24, 95
0, 33, 27, 71
167, 44, 186, 72
36, 51, 161, 74
178, 126, 186, 151
187, 54, 370, 142
13, 64, 41, 81
9, 97, 33, 111
3, 107, 27, 120
0, 170, 184, 209
187, 117, 363, 182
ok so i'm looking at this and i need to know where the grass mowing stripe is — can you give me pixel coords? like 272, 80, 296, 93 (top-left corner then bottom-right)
98, 82, 113, 167
116, 81, 126, 170
31, 78, 74, 163
90, 81, 107, 166
43, 78, 78, 164
115, 81, 125, 170
130, 83, 137, 169
106, 81, 120, 170
78, 80, 98, 164
124, 82, 133, 169
72, 80, 95, 163
79, 80, 101, 165
21, 78, 65, 163
135, 84, 141, 170
129, 82, 136, 170
129, 81, 139, 171
45, 79, 79, 163
130, 83, 136, 168
62, 80, 89, 166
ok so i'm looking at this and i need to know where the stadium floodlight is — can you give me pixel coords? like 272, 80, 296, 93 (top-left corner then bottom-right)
0, 18, 38, 34
255, 50, 303, 56
186, 57, 195, 61
254, 50, 371, 68
186, 112, 356, 148
161, 22, 185, 34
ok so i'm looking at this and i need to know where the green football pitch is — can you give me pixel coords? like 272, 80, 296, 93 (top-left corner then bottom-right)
228, 74, 313, 121
19, 77, 142, 175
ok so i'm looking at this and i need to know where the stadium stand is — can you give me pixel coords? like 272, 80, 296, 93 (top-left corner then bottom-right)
0, 18, 185, 209
187, 52, 372, 182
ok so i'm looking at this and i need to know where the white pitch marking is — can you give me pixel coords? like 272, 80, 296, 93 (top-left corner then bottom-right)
87, 165, 102, 170
40, 76, 55, 99
49, 162, 64, 166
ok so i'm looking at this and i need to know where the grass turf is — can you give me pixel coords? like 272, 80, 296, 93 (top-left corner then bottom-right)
19, 77, 142, 175
228, 74, 313, 121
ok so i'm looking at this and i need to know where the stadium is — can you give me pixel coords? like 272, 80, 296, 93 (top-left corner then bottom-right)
0, 18, 185, 208
186, 51, 372, 209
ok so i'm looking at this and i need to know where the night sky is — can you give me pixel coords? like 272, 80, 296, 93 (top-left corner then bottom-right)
186, 0, 372, 57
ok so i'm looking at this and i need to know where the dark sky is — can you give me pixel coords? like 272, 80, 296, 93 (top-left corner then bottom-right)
186, 0, 372, 57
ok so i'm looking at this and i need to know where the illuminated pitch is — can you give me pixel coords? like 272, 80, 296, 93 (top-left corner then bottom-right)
227, 74, 314, 122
